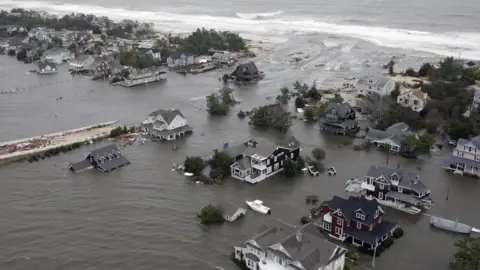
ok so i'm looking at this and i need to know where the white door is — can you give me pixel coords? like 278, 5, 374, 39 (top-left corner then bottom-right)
379, 192, 384, 200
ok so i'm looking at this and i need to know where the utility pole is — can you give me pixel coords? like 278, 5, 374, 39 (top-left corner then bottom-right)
386, 145, 390, 165
372, 237, 378, 269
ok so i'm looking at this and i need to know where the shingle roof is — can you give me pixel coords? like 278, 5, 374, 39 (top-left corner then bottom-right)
221, 203, 246, 217
357, 75, 393, 89
366, 165, 429, 194
69, 159, 92, 172
457, 135, 480, 149
277, 136, 301, 150
236, 157, 252, 170
323, 102, 354, 118
148, 108, 185, 125
321, 196, 380, 225
242, 221, 344, 270
169, 51, 194, 59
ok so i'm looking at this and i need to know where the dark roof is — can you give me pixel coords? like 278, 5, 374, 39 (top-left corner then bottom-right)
277, 136, 301, 150
169, 51, 194, 60
245, 253, 260, 262
323, 102, 354, 118
366, 165, 429, 194
241, 221, 344, 270
231, 61, 259, 78
88, 144, 130, 172
90, 144, 120, 158
222, 139, 258, 157
69, 159, 92, 172
148, 108, 185, 125
37, 61, 57, 70
321, 196, 380, 225
97, 154, 130, 172
344, 220, 397, 246
458, 135, 480, 149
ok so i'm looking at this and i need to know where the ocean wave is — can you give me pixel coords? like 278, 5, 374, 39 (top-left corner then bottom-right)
236, 10, 283, 20
1, 0, 480, 59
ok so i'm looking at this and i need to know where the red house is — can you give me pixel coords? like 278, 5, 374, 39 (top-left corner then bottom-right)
318, 195, 397, 250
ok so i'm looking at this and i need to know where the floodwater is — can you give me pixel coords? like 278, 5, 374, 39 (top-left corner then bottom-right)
0, 43, 478, 270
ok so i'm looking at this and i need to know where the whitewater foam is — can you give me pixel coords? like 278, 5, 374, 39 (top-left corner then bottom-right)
1, 0, 480, 59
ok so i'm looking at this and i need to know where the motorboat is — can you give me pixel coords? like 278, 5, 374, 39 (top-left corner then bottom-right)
184, 172, 194, 176
430, 216, 480, 234
245, 200, 271, 215
327, 166, 336, 176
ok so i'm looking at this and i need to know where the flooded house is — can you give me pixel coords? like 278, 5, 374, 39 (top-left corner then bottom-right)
442, 135, 480, 177
137, 47, 162, 61
318, 195, 398, 250
69, 55, 95, 72
233, 221, 346, 270
356, 75, 396, 96
212, 52, 235, 67
221, 203, 246, 222
229, 136, 301, 184
167, 52, 195, 68
318, 102, 359, 135
37, 61, 57, 74
141, 108, 193, 141
117, 68, 167, 87
68, 144, 130, 173
365, 122, 414, 152
42, 48, 74, 64
230, 61, 264, 83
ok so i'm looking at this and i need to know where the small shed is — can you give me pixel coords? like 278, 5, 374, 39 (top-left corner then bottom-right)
221, 203, 247, 222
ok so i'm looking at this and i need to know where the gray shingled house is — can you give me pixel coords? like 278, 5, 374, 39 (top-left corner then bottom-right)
318, 102, 359, 135
68, 144, 130, 173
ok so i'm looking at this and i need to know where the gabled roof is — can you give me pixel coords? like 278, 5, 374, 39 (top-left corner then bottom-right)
277, 136, 301, 150
357, 75, 393, 89
322, 195, 380, 225
89, 144, 121, 159
457, 135, 480, 149
148, 108, 185, 125
240, 221, 344, 270
169, 51, 194, 59
366, 165, 429, 194
323, 102, 354, 118
221, 202, 246, 216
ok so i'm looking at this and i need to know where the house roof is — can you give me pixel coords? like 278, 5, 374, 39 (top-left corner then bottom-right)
321, 196, 381, 225
221, 202, 246, 216
235, 156, 252, 170
149, 108, 185, 125
170, 51, 194, 59
366, 165, 429, 194
323, 102, 354, 118
37, 61, 56, 69
277, 136, 301, 150
357, 75, 393, 89
43, 48, 69, 56
68, 159, 92, 172
96, 155, 130, 172
244, 142, 276, 159
231, 61, 259, 77
457, 135, 480, 149
413, 91, 427, 101
89, 144, 121, 159
365, 128, 390, 141
344, 219, 397, 246
241, 222, 344, 270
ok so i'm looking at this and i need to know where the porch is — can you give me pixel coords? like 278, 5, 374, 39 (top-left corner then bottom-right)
151, 125, 193, 141
442, 154, 480, 177
319, 120, 359, 135
344, 220, 397, 250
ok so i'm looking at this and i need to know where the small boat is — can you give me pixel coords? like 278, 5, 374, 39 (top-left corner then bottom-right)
430, 216, 480, 234
184, 172, 194, 176
308, 166, 319, 176
245, 200, 271, 215
327, 166, 337, 176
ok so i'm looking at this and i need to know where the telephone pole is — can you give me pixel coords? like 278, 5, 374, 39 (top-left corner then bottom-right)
372, 237, 378, 269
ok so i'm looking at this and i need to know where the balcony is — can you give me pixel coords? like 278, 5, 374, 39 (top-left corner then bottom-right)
258, 258, 283, 270
251, 158, 267, 170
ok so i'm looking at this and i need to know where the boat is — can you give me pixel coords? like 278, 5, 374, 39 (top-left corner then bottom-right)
369, 192, 423, 215
184, 172, 194, 177
327, 166, 337, 176
245, 200, 271, 215
430, 216, 480, 234
308, 166, 319, 176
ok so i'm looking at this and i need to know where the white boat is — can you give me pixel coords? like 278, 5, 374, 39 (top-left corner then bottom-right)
430, 216, 480, 234
327, 166, 336, 176
370, 192, 423, 215
245, 200, 271, 215
184, 172, 194, 176
308, 166, 319, 176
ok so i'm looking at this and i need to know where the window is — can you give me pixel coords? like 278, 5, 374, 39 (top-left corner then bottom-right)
476, 156, 480, 162
323, 222, 331, 231
374, 209, 379, 218
291, 153, 294, 159
398, 186, 403, 193
356, 222, 362, 229
379, 183, 384, 189
337, 218, 343, 226
335, 227, 342, 235
356, 213, 365, 220
469, 147, 472, 152
274, 156, 277, 162
274, 163, 279, 170
267, 159, 270, 165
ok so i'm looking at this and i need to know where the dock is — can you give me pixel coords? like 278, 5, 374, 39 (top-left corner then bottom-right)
0, 121, 119, 165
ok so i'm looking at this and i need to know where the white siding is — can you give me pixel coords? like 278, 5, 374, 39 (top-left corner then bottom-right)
167, 114, 187, 130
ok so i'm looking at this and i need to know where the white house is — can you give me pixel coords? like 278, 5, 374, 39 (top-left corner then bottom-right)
43, 48, 74, 64
142, 108, 193, 140
37, 61, 57, 74
221, 203, 246, 222
138, 47, 162, 61
69, 55, 95, 71
233, 222, 346, 270
356, 75, 396, 96
396, 87, 428, 112
194, 55, 212, 64
167, 52, 195, 68
443, 135, 480, 177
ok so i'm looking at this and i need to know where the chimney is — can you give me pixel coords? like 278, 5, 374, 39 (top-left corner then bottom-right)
296, 230, 302, 242
469, 135, 473, 141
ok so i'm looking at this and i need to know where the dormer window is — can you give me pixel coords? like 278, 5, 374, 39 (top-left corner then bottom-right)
108, 154, 113, 161
99, 157, 105, 163
355, 213, 365, 220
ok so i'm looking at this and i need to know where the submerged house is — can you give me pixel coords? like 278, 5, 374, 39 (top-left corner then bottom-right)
141, 108, 193, 140
230, 62, 263, 83
233, 221, 346, 270
119, 68, 167, 87
318, 102, 358, 135
42, 48, 74, 64
365, 122, 415, 152
221, 203, 247, 222
318, 195, 398, 250
442, 135, 480, 177
229, 136, 301, 184
37, 61, 57, 74
68, 144, 130, 173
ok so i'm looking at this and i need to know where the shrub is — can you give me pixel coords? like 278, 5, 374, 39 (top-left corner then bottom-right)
198, 204, 224, 224
305, 195, 319, 205
183, 156, 205, 176
358, 246, 370, 254
382, 236, 394, 248
393, 227, 404, 238
300, 216, 310, 224
346, 249, 360, 261
343, 264, 350, 270
237, 110, 246, 118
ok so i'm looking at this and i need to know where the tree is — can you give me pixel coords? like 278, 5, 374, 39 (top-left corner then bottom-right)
120, 51, 155, 69
418, 63, 433, 77
445, 117, 479, 140
183, 156, 205, 176
179, 28, 245, 55
312, 148, 326, 161
449, 236, 480, 270
7, 49, 15, 56
390, 83, 400, 99
209, 150, 233, 180
198, 204, 224, 224
304, 107, 315, 121
276, 86, 290, 104
16, 48, 26, 61
329, 93, 344, 104
305, 195, 319, 204
206, 91, 231, 116
295, 97, 306, 108
402, 134, 435, 155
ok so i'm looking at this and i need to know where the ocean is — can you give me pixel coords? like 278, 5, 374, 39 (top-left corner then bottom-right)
1, 0, 480, 59
0, 1, 479, 270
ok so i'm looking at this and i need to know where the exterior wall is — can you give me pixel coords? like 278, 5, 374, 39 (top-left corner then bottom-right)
324, 251, 345, 270
454, 142, 480, 161
167, 115, 187, 130
45, 55, 64, 64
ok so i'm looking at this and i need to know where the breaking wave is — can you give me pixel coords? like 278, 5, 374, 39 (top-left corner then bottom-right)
1, 0, 480, 59
236, 11, 283, 20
